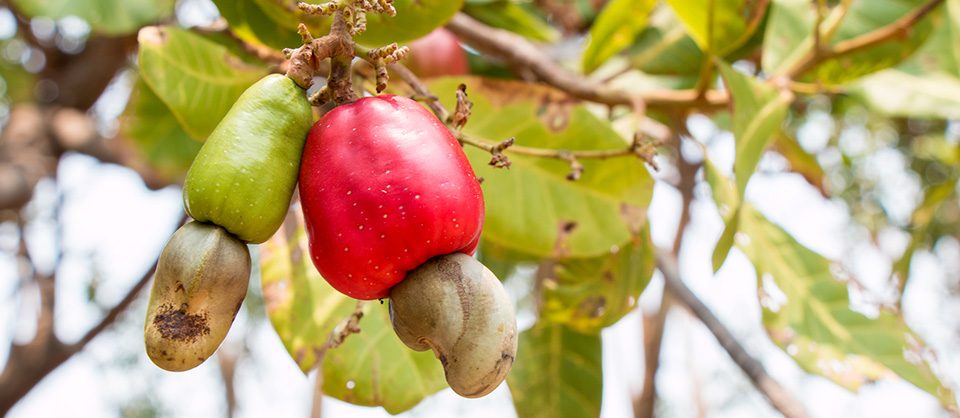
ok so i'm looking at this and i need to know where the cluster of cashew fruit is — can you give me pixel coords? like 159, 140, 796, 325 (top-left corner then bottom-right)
144, 76, 517, 397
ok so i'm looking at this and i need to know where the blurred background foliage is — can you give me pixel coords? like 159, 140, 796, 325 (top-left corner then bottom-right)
1, 0, 960, 417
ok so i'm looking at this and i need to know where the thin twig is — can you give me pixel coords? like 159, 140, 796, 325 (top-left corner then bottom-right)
784, 0, 944, 78
388, 62, 663, 167
445, 13, 728, 110
656, 250, 813, 418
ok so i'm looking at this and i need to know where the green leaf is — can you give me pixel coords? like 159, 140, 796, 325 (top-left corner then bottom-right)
477, 239, 539, 283
427, 76, 655, 259
704, 158, 741, 271
847, 71, 960, 119
0, 54, 36, 103
846, 0, 960, 119
260, 206, 446, 413
11, 0, 173, 35
766, 0, 938, 83
137, 26, 269, 140
663, 0, 768, 56
711, 62, 790, 270
717, 61, 791, 197
541, 222, 655, 334
213, 0, 303, 50
761, 0, 816, 75
626, 5, 705, 75
230, 0, 464, 48
360, 0, 466, 46
581, 0, 656, 73
732, 201, 957, 409
119, 78, 202, 182
463, 0, 560, 42
507, 321, 603, 418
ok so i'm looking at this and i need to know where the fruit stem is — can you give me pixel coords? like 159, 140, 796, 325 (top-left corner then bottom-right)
328, 54, 359, 105
283, 24, 319, 90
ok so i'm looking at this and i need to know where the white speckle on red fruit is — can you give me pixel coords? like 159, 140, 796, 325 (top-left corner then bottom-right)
359, 225, 364, 229
381, 235, 385, 238
383, 214, 388, 218
415, 195, 420, 199
344, 247, 349, 251
385, 170, 390, 174
347, 191, 352, 195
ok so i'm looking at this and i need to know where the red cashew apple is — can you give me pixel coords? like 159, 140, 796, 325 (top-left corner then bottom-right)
404, 27, 469, 78
298, 95, 484, 300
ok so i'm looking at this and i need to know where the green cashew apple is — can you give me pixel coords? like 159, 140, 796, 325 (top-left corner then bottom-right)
298, 94, 484, 300
144, 221, 251, 372
389, 253, 518, 398
183, 74, 313, 244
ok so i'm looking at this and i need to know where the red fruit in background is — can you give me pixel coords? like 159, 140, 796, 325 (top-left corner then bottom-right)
405, 27, 469, 78
298, 95, 484, 300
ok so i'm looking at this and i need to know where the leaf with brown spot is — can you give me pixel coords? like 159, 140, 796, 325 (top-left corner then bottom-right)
704, 165, 958, 410
427, 77, 654, 259
540, 222, 655, 334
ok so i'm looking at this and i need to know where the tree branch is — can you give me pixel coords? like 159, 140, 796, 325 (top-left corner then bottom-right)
635, 117, 695, 417
445, 13, 728, 110
387, 62, 669, 171
0, 213, 184, 415
656, 250, 812, 418
784, 0, 944, 78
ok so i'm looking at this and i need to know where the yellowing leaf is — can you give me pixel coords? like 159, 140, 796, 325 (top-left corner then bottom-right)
541, 222, 655, 334
664, 0, 768, 56
260, 205, 446, 414
582, 0, 656, 73
735, 204, 956, 409
707, 161, 955, 407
